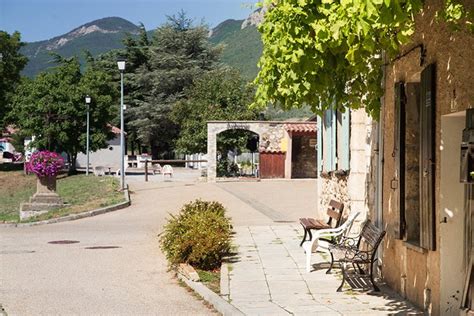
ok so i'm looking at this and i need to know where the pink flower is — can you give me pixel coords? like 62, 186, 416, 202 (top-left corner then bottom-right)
27, 151, 64, 177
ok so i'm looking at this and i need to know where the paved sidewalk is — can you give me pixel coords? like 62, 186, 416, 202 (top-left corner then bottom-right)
226, 225, 420, 315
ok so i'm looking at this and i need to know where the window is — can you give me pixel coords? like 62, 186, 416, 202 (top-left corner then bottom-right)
318, 109, 350, 174
395, 63, 436, 250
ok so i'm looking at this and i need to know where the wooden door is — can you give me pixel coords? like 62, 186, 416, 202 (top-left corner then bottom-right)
260, 152, 285, 179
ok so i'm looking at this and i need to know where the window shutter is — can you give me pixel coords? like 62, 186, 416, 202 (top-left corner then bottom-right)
394, 82, 406, 240
323, 110, 332, 172
420, 63, 436, 250
317, 115, 323, 175
338, 110, 350, 170
331, 109, 337, 171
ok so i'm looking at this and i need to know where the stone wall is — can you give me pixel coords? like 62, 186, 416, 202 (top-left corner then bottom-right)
291, 135, 317, 178
259, 127, 286, 153
207, 121, 287, 181
318, 108, 376, 234
319, 173, 350, 217
348, 109, 376, 231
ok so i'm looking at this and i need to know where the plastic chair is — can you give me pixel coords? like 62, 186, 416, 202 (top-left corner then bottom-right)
302, 211, 361, 273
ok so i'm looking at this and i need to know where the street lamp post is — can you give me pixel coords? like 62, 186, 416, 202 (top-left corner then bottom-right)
85, 95, 91, 175
117, 57, 126, 190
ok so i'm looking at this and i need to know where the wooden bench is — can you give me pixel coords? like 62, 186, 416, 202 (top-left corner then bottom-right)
327, 219, 386, 292
299, 200, 344, 247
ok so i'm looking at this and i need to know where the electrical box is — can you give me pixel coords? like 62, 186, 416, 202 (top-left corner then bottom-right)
461, 109, 474, 183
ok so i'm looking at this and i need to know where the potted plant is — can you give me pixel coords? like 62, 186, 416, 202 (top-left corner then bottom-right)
26, 151, 64, 194
20, 151, 64, 220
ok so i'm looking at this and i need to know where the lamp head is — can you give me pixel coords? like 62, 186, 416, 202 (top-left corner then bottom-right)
85, 95, 91, 104
117, 57, 126, 72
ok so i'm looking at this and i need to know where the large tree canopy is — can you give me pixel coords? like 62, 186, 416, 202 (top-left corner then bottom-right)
254, 0, 472, 118
125, 12, 222, 158
0, 31, 28, 128
10, 56, 118, 169
172, 68, 258, 154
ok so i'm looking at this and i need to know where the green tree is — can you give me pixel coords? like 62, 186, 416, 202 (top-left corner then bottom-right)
121, 23, 151, 155
254, 0, 472, 118
173, 68, 258, 154
10, 55, 118, 169
0, 31, 28, 128
127, 12, 222, 158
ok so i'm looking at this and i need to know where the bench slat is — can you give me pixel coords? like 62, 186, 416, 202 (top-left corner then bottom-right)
329, 200, 344, 210
299, 218, 330, 229
327, 209, 341, 221
361, 221, 384, 248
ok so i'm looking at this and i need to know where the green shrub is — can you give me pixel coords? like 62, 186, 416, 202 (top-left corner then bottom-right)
160, 200, 232, 270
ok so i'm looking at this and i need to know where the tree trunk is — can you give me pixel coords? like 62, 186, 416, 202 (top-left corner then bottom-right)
151, 143, 159, 160
67, 152, 77, 175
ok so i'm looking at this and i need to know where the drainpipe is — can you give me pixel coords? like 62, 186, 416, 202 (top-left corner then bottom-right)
376, 52, 386, 229
374, 52, 387, 274
317, 116, 323, 212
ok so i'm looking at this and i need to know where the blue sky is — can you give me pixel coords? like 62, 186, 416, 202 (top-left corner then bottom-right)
0, 0, 256, 42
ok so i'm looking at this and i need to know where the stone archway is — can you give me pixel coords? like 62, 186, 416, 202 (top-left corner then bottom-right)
207, 121, 286, 181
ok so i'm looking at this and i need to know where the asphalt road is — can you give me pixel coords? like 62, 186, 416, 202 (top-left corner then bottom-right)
1, 180, 215, 314
0, 171, 317, 315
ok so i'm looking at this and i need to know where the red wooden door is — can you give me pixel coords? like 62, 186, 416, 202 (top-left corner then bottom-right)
260, 152, 285, 179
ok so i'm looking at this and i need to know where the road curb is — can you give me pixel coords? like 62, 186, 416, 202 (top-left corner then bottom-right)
0, 187, 131, 228
177, 271, 244, 316
220, 262, 230, 296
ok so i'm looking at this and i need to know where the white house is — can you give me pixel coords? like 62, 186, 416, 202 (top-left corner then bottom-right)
76, 125, 123, 170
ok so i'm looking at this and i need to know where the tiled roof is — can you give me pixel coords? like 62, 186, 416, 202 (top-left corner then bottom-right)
259, 149, 285, 154
284, 122, 317, 133
107, 124, 126, 135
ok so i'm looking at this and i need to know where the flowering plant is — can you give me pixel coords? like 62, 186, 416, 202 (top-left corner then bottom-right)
27, 151, 64, 177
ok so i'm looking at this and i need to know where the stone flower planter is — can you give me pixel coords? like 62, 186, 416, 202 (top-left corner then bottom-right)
20, 176, 64, 220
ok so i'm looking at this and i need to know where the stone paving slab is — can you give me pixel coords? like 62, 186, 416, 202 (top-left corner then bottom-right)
227, 225, 421, 315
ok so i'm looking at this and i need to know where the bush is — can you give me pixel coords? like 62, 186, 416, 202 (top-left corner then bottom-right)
160, 200, 232, 270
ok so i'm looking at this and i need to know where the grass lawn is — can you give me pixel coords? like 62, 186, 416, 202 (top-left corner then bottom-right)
197, 269, 220, 294
0, 171, 125, 223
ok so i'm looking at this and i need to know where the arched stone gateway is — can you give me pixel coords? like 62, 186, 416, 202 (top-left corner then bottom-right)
207, 120, 317, 182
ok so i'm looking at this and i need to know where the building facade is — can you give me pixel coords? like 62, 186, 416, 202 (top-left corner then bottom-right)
315, 1, 473, 313
380, 0, 474, 313
316, 108, 380, 233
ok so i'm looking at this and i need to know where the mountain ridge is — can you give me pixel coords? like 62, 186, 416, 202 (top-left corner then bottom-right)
209, 18, 262, 79
20, 17, 140, 77
20, 16, 263, 79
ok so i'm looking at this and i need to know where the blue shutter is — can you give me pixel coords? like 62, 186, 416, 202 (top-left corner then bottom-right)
323, 110, 332, 172
317, 115, 323, 175
331, 109, 337, 171
339, 110, 350, 170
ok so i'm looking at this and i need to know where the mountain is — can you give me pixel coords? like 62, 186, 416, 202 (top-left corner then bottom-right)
209, 19, 263, 80
20, 17, 140, 77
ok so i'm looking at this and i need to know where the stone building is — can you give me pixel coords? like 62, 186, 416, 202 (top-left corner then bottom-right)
379, 0, 474, 314
314, 1, 474, 313
316, 108, 380, 235
207, 121, 317, 181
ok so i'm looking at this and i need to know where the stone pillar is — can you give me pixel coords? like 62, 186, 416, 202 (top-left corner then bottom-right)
20, 176, 64, 220
347, 108, 373, 230
207, 125, 217, 182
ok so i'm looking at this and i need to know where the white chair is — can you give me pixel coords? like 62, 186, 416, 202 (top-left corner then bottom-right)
303, 211, 361, 273
162, 164, 173, 179
93, 166, 105, 176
